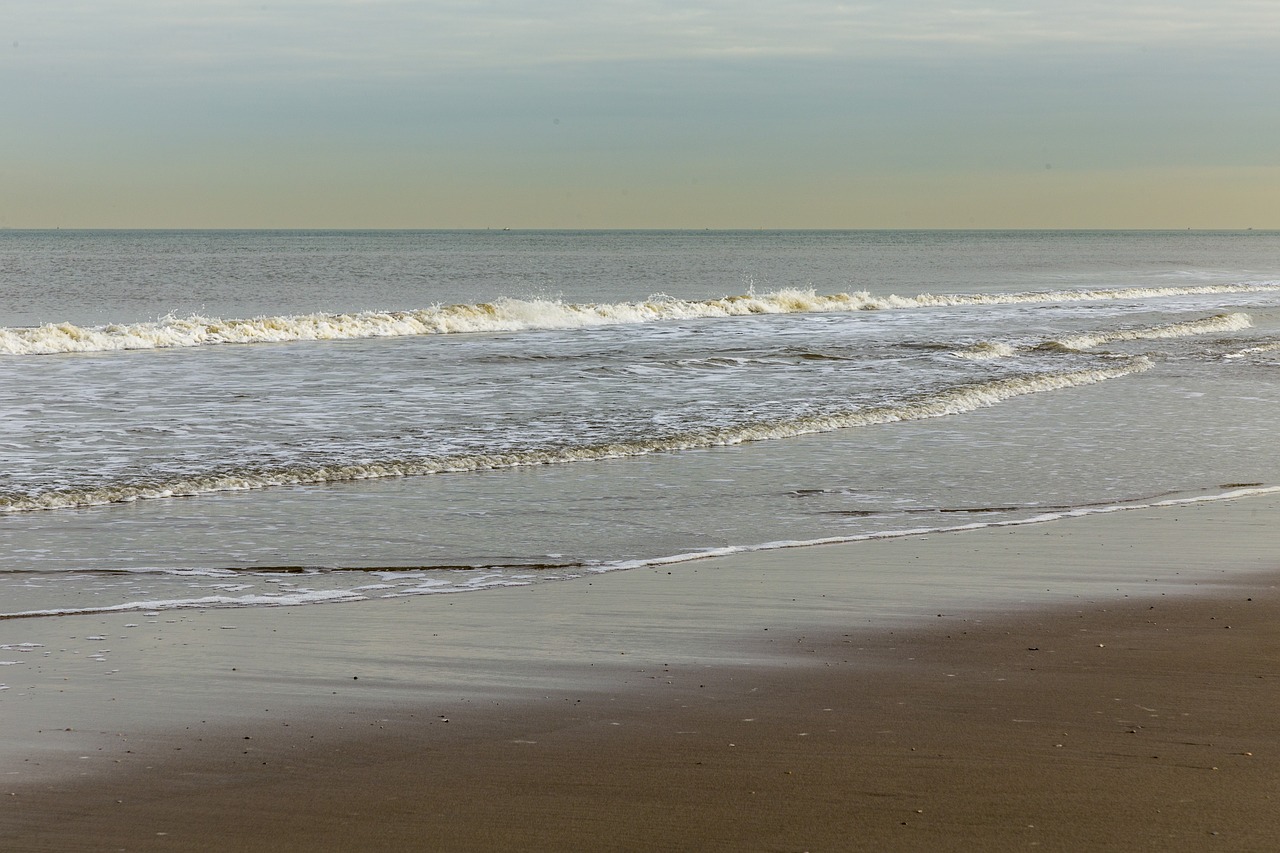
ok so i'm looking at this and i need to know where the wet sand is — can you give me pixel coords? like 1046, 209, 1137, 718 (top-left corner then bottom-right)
3, 495, 1279, 851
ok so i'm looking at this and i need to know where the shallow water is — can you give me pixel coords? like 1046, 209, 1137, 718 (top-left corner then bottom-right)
2, 230, 1279, 617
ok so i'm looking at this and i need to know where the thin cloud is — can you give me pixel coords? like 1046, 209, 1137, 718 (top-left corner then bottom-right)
7, 1, 1280, 81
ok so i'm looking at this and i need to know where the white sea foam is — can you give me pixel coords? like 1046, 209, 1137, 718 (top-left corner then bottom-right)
2, 283, 1274, 355
589, 485, 1280, 574
0, 360, 1150, 513
1043, 312, 1253, 351
0, 589, 367, 619
951, 312, 1253, 360
1224, 340, 1280, 359
952, 341, 1018, 360
3, 485, 1273, 619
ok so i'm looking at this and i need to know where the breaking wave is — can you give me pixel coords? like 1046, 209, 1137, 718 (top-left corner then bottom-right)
2, 283, 1274, 355
952, 341, 1018, 360
1224, 340, 1280, 359
952, 312, 1253, 360
1040, 312, 1253, 352
0, 360, 1149, 513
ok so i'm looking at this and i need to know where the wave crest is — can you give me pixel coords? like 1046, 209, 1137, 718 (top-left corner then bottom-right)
2, 283, 1274, 355
950, 312, 1254, 360
1040, 312, 1253, 352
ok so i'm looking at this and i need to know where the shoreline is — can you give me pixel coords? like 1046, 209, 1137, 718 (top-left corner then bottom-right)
3, 493, 1279, 850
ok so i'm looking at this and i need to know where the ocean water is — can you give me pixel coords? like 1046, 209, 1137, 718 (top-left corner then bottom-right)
2, 229, 1279, 620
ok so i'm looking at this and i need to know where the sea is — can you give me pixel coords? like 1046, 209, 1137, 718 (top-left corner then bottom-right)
2, 229, 1279, 622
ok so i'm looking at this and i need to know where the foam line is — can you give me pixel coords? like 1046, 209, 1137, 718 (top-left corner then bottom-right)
0, 360, 1150, 513
3, 485, 1273, 619
3, 283, 1274, 355
953, 313, 1253, 360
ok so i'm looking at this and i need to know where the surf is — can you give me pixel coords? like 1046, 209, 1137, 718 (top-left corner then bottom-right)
0, 359, 1150, 513
952, 312, 1254, 359
2, 283, 1274, 355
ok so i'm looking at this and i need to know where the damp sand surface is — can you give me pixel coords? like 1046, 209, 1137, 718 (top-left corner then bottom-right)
2, 495, 1279, 851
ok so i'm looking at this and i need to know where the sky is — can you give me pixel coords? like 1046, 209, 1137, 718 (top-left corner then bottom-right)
2, 1, 1279, 229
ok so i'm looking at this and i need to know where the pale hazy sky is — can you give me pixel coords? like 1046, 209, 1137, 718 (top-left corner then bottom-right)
3, 1, 1279, 228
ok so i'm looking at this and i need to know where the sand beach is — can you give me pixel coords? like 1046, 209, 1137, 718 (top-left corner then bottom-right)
3, 493, 1278, 851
